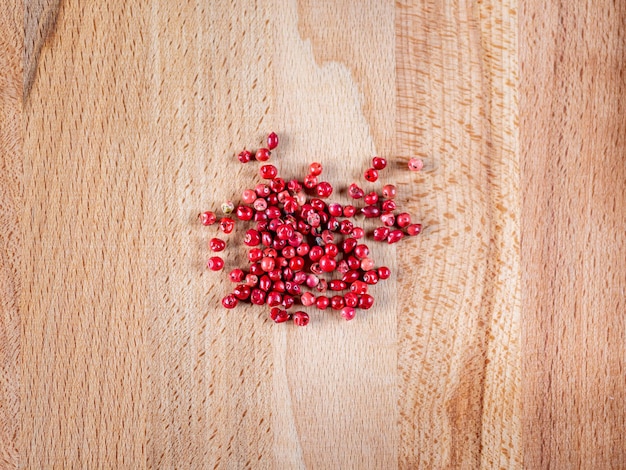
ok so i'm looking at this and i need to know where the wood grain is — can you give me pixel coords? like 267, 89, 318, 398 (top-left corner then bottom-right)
521, 1, 626, 468
0, 0, 22, 467
5, 0, 521, 467
396, 0, 521, 467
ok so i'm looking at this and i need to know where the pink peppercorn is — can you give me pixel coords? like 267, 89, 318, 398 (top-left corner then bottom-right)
229, 268, 245, 283
242, 189, 257, 204
316, 182, 333, 198
207, 256, 224, 271
256, 148, 271, 162
233, 284, 251, 300
267, 291, 282, 307
260, 165, 278, 179
380, 212, 395, 227
341, 306, 356, 321
209, 238, 226, 252
236, 205, 254, 221
387, 229, 404, 244
219, 218, 235, 234
200, 211, 216, 226
270, 307, 290, 323
361, 206, 380, 218
396, 212, 411, 228
348, 183, 364, 199
406, 223, 422, 236
301, 292, 316, 306
316, 296, 330, 310
364, 192, 379, 205
364, 168, 379, 182
360, 258, 375, 271
238, 150, 253, 164
377, 266, 391, 280
267, 132, 279, 150
330, 295, 345, 310
344, 292, 359, 307
293, 311, 310, 326
343, 205, 356, 217
381, 200, 396, 212
382, 184, 397, 199
408, 157, 423, 171
222, 294, 238, 309
309, 162, 323, 176
373, 226, 390, 241
319, 255, 337, 273
372, 156, 387, 170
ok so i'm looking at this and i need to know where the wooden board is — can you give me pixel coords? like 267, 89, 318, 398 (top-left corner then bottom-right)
0, 0, 622, 468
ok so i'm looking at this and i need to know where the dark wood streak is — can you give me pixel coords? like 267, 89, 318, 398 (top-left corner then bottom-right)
24, 0, 61, 100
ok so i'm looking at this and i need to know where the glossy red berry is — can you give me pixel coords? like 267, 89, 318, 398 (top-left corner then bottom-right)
293, 311, 310, 326
382, 184, 397, 199
372, 156, 387, 170
408, 157, 423, 171
342, 270, 360, 284
229, 269, 245, 283
309, 162, 323, 176
330, 295, 345, 310
364, 192, 379, 205
244, 229, 261, 247
209, 238, 226, 252
270, 307, 290, 323
248, 248, 263, 263
341, 306, 356, 321
350, 280, 368, 295
255, 183, 271, 198
396, 212, 411, 228
364, 168, 379, 182
373, 226, 390, 241
222, 294, 238, 309
377, 266, 391, 280
219, 218, 235, 234
354, 244, 369, 259
260, 164, 278, 179
238, 150, 253, 164
328, 203, 343, 217
289, 256, 305, 271
267, 291, 283, 307
250, 288, 266, 305
381, 200, 396, 212
360, 258, 375, 271
348, 183, 364, 199
387, 229, 404, 244
358, 294, 374, 310
343, 205, 356, 217
344, 292, 359, 308
361, 206, 380, 218
242, 189, 257, 204
309, 246, 324, 262
256, 148, 271, 162
207, 256, 224, 271
363, 270, 379, 285
329, 280, 347, 291
236, 205, 253, 221
200, 211, 217, 226
301, 292, 316, 306
380, 212, 395, 227
282, 295, 295, 310
407, 223, 422, 236
315, 295, 330, 310
267, 132, 279, 150
233, 284, 251, 300
245, 274, 259, 287
316, 182, 333, 198
319, 255, 337, 273
351, 227, 365, 239
261, 257, 276, 272
342, 238, 357, 254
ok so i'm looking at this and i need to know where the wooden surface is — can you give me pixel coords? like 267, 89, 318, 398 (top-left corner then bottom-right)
0, 0, 622, 468
521, 1, 626, 468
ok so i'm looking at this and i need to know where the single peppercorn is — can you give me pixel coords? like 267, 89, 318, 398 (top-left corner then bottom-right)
200, 211, 216, 226
222, 294, 238, 309
256, 148, 271, 162
396, 212, 411, 228
293, 311, 310, 326
207, 256, 225, 271
238, 150, 253, 164
372, 156, 387, 170
408, 157, 424, 171
341, 306, 356, 321
406, 223, 422, 236
260, 164, 278, 180
267, 132, 279, 150
364, 168, 379, 182
209, 238, 226, 252
219, 218, 235, 234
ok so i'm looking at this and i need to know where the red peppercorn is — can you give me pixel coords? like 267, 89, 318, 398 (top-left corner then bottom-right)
289, 256, 304, 271
251, 288, 266, 305
282, 295, 295, 310
293, 271, 307, 284
382, 184, 397, 199
293, 311, 310, 326
319, 255, 337, 273
377, 266, 391, 280
387, 229, 404, 244
273, 280, 286, 292
346, 256, 361, 271
408, 157, 423, 171
360, 257, 375, 271
248, 248, 263, 263
316, 182, 333, 198
381, 200, 396, 212
363, 270, 379, 285
209, 238, 226, 252
219, 218, 235, 234
315, 295, 330, 310
348, 183, 364, 199
261, 257, 276, 272
380, 212, 395, 227
222, 294, 238, 309
372, 156, 387, 170
301, 292, 316, 306
354, 244, 369, 259
255, 184, 271, 198
373, 226, 390, 241
244, 229, 261, 247
364, 192, 379, 205
270, 178, 286, 193
325, 243, 339, 257
329, 280, 347, 291
267, 291, 283, 307
358, 294, 374, 309
260, 164, 278, 180
259, 275, 272, 291
245, 274, 258, 287
270, 307, 290, 323
266, 193, 279, 206
396, 212, 411, 228
265, 206, 281, 219
207, 256, 224, 271
282, 246, 296, 259
342, 238, 357, 254
350, 280, 368, 295
276, 224, 294, 240
351, 227, 365, 239
296, 243, 310, 257
339, 220, 354, 235
233, 284, 251, 300
238, 150, 253, 164
364, 168, 379, 182
341, 306, 356, 321
342, 270, 360, 284
256, 148, 271, 162
309, 162, 323, 176
267, 132, 279, 150
229, 268, 245, 283
236, 205, 253, 221
316, 279, 327, 292
406, 223, 422, 236
309, 246, 324, 262
200, 211, 216, 226
343, 205, 356, 217
250, 262, 263, 275
330, 295, 345, 310
303, 174, 318, 189
344, 292, 359, 308
361, 206, 380, 218
328, 203, 343, 217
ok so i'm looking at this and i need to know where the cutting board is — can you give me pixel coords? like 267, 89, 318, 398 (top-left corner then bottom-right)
1, 0, 624, 468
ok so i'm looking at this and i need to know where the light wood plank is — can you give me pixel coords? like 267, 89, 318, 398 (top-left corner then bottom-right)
520, 1, 626, 468
395, 0, 521, 467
